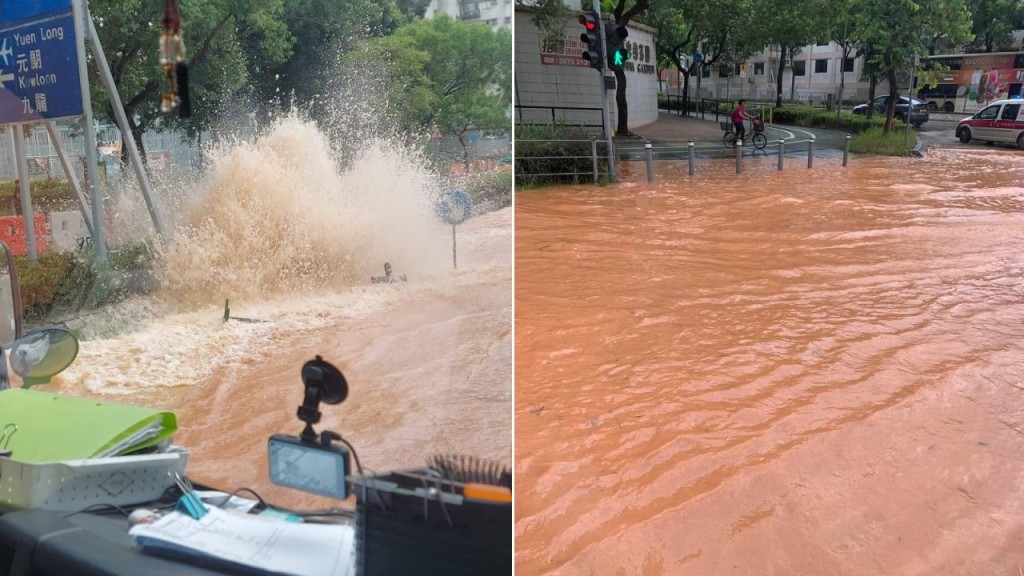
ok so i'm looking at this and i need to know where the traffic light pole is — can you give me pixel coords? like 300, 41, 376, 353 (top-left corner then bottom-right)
592, 0, 616, 182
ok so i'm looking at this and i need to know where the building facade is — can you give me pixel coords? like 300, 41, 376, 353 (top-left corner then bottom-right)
514, 5, 659, 134
426, 0, 513, 30
671, 31, 1024, 108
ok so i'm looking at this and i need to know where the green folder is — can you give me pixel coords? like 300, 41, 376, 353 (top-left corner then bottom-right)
0, 389, 177, 463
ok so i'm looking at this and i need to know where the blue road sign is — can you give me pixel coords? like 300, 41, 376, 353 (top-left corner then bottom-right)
1, 0, 72, 27
0, 11, 82, 123
436, 190, 472, 225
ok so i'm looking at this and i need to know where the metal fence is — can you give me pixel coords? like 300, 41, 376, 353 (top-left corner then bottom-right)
514, 138, 615, 185
620, 133, 854, 182
514, 105, 606, 137
0, 124, 201, 181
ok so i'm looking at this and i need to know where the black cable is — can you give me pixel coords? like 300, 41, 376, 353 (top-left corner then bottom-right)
62, 503, 132, 519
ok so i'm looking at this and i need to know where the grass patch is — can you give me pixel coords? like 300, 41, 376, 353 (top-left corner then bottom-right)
514, 122, 610, 188
849, 127, 918, 156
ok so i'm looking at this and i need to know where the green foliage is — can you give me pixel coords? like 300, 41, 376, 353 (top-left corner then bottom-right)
347, 16, 512, 140
15, 243, 157, 318
521, 0, 569, 46
465, 169, 513, 212
0, 179, 78, 215
90, 0, 296, 143
849, 0, 972, 130
514, 123, 609, 188
966, 0, 1023, 52
771, 106, 887, 132
848, 126, 918, 156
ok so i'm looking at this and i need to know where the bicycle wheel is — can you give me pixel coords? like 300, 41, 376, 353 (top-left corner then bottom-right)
723, 131, 736, 148
752, 133, 767, 149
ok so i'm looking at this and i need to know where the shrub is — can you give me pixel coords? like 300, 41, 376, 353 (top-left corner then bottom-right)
465, 169, 512, 213
849, 127, 918, 156
0, 178, 79, 215
515, 122, 610, 188
14, 241, 157, 319
770, 106, 888, 133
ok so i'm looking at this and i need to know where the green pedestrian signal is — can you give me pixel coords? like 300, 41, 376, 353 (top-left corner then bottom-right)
605, 23, 629, 71
611, 48, 630, 67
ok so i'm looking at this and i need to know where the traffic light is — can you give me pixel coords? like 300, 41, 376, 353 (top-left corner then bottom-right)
605, 23, 630, 71
579, 11, 603, 69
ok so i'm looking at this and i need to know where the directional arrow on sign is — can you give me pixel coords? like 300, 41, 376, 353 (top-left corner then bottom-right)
0, 70, 13, 88
0, 39, 10, 67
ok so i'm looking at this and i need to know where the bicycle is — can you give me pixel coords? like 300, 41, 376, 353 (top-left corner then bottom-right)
722, 112, 767, 149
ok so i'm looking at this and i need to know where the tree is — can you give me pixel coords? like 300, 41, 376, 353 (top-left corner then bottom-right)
966, 0, 1022, 52
350, 16, 512, 165
89, 0, 294, 163
607, 0, 651, 137
754, 0, 832, 106
649, 0, 749, 115
850, 0, 973, 131
240, 0, 403, 117
826, 0, 862, 113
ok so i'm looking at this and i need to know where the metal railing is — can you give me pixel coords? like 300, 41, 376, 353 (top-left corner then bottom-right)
618, 133, 854, 182
514, 105, 606, 137
513, 138, 615, 185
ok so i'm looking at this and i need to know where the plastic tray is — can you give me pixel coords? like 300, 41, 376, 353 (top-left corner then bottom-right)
0, 448, 188, 512
350, 469, 511, 576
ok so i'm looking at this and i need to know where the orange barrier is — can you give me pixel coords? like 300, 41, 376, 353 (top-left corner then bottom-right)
0, 215, 51, 256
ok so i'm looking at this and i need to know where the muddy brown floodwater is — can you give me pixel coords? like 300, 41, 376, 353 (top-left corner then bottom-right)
515, 149, 1024, 575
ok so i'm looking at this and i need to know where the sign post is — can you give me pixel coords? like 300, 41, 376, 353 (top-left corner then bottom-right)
436, 190, 472, 270
72, 0, 104, 263
0, 0, 103, 260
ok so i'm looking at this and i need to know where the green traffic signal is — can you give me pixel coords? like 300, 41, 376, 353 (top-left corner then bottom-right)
612, 48, 630, 67
605, 23, 629, 71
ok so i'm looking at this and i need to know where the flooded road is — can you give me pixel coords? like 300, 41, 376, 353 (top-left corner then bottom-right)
35, 118, 512, 511
515, 149, 1024, 574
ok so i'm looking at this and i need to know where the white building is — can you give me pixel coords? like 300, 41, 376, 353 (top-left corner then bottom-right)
426, 0, 513, 30
514, 5, 659, 133
681, 31, 1024, 110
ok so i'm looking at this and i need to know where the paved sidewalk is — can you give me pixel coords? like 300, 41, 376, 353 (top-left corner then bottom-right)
625, 111, 731, 146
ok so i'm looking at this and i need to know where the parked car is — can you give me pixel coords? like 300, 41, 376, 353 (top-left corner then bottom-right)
955, 99, 1024, 149
851, 95, 930, 127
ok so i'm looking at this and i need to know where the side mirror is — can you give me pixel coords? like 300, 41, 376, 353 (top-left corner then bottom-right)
0, 327, 79, 390
9, 327, 79, 388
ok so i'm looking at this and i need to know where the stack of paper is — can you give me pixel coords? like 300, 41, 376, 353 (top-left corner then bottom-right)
0, 388, 176, 462
130, 506, 354, 576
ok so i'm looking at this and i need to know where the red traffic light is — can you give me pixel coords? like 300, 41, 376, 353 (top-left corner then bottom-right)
578, 14, 597, 30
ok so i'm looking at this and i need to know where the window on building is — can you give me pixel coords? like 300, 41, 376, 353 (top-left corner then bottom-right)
754, 62, 765, 75
815, 59, 828, 73
701, 66, 710, 78
719, 65, 730, 78
793, 60, 806, 76
843, 57, 854, 72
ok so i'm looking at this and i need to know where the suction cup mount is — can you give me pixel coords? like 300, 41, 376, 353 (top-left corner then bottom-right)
297, 355, 348, 445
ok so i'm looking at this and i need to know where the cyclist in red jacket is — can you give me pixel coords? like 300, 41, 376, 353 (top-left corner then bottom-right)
732, 100, 749, 144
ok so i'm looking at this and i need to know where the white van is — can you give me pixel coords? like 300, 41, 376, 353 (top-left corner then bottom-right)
956, 99, 1024, 149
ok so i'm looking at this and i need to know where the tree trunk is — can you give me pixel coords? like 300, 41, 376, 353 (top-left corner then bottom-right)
681, 66, 690, 116
866, 77, 877, 119
614, 67, 629, 136
459, 131, 469, 170
884, 72, 898, 132
775, 45, 786, 107
126, 114, 149, 172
